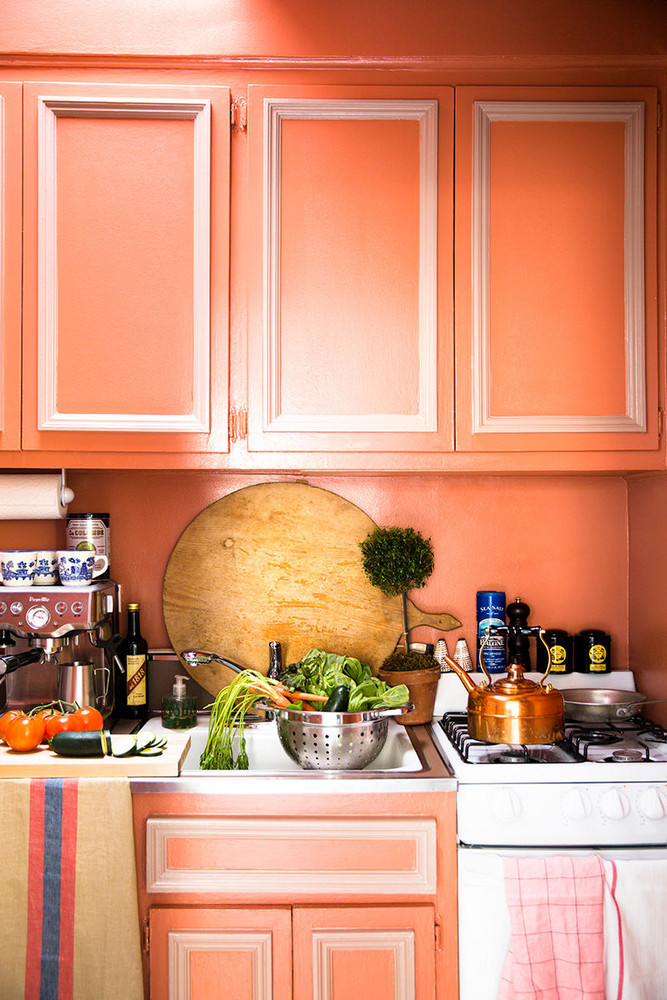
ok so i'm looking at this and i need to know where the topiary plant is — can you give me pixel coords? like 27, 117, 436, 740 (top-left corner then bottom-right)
359, 526, 435, 658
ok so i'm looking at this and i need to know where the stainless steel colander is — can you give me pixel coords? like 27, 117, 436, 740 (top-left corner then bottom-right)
256, 703, 413, 770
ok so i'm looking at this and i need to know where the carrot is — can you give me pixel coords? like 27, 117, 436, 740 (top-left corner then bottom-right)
284, 690, 328, 703
247, 683, 291, 709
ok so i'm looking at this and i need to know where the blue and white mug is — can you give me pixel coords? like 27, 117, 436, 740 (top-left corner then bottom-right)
0, 550, 38, 587
35, 550, 59, 586
56, 550, 109, 587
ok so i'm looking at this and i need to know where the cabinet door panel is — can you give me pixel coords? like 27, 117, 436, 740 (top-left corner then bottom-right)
149, 906, 292, 1000
247, 86, 454, 453
455, 86, 658, 452
0, 82, 22, 451
22, 82, 230, 453
293, 905, 435, 1000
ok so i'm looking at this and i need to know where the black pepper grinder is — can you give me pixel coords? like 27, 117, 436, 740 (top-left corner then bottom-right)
506, 596, 532, 671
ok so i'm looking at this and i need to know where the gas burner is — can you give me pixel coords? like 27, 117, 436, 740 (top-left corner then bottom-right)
606, 747, 649, 762
490, 748, 538, 764
568, 729, 621, 746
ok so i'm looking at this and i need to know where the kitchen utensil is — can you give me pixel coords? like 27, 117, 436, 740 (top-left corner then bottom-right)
442, 645, 564, 745
163, 482, 460, 695
255, 701, 414, 770
57, 660, 112, 715
0, 733, 191, 777
562, 688, 653, 722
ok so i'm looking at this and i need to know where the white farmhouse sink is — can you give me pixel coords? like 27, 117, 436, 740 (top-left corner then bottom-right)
178, 719, 424, 774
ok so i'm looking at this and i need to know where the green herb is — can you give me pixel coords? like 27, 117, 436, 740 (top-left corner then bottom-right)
359, 526, 435, 648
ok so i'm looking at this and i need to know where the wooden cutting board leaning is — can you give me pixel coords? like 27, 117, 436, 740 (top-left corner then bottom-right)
163, 482, 460, 696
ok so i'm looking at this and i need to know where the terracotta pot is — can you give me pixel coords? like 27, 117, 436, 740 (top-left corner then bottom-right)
377, 666, 440, 726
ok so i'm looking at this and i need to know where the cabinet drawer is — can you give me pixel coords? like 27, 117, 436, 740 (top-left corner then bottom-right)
145, 815, 437, 896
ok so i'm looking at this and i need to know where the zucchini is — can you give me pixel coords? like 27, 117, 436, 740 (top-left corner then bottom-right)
49, 730, 111, 757
322, 685, 349, 712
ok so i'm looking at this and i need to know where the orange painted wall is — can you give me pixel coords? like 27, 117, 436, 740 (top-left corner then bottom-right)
0, 472, 630, 670
628, 476, 667, 725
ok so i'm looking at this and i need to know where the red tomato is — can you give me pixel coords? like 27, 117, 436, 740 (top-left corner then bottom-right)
34, 708, 60, 743
0, 709, 24, 743
44, 712, 84, 739
73, 706, 104, 731
5, 714, 44, 752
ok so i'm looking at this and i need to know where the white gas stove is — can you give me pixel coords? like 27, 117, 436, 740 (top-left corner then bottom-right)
429, 672, 667, 847
429, 672, 667, 1000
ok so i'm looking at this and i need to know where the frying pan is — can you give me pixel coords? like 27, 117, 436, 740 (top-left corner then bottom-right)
563, 688, 647, 722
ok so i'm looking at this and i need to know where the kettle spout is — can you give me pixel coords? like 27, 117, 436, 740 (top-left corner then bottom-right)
441, 651, 480, 694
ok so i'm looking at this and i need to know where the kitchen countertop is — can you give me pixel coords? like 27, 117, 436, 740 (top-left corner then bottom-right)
123, 715, 456, 794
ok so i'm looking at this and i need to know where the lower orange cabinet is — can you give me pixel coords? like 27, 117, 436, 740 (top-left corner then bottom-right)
148, 903, 436, 1000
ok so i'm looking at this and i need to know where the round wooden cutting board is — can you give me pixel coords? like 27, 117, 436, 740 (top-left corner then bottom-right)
163, 482, 460, 695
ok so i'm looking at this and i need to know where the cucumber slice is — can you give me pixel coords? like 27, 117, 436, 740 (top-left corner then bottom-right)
109, 735, 138, 758
136, 732, 158, 751
137, 746, 165, 756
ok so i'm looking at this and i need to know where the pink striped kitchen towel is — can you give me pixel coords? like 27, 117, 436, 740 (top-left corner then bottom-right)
0, 778, 144, 1000
499, 854, 606, 1000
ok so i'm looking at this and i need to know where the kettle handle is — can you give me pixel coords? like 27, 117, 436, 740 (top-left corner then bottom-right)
537, 629, 555, 690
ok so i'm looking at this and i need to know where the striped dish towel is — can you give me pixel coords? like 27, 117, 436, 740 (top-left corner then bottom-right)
499, 855, 606, 1000
0, 778, 144, 1000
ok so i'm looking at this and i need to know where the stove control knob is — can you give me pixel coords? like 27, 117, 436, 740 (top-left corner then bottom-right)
599, 787, 631, 821
561, 789, 592, 821
491, 787, 522, 823
637, 786, 667, 821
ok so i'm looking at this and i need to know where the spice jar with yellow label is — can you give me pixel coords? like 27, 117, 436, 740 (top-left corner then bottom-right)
574, 629, 611, 674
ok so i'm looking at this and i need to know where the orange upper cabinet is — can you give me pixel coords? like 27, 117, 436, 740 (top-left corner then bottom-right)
21, 82, 230, 454
246, 85, 454, 454
0, 83, 23, 451
455, 86, 659, 453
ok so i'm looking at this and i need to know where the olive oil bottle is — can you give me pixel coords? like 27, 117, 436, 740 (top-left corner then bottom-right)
116, 602, 149, 720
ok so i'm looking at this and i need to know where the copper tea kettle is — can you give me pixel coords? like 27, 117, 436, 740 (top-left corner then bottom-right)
442, 600, 564, 744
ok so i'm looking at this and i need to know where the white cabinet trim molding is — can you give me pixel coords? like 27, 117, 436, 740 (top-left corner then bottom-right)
262, 97, 439, 434
472, 99, 646, 435
36, 96, 211, 433
146, 815, 437, 895
169, 929, 272, 1000
312, 929, 416, 1000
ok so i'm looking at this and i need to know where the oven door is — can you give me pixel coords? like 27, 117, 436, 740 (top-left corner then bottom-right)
458, 845, 667, 1000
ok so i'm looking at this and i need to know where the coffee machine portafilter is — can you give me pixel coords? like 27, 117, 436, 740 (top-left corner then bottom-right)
0, 580, 121, 716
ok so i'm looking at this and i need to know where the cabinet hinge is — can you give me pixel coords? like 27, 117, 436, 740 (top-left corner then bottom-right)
229, 406, 248, 442
658, 103, 663, 133
658, 406, 664, 440
231, 97, 247, 133
142, 915, 150, 955
434, 922, 441, 952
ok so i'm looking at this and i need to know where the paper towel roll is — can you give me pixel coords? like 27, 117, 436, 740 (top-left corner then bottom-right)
0, 474, 74, 520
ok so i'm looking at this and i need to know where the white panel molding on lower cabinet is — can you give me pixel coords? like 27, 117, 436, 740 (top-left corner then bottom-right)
471, 99, 646, 436
35, 94, 211, 433
312, 929, 416, 1000
145, 815, 437, 895
169, 929, 273, 1000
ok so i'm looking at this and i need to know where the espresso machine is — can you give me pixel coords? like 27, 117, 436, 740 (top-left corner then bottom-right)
0, 580, 121, 718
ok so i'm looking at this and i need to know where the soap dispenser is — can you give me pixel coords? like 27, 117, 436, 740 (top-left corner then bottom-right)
161, 674, 197, 730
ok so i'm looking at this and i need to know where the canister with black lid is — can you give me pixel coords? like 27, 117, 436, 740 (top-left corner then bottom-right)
574, 629, 611, 673
536, 629, 573, 674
